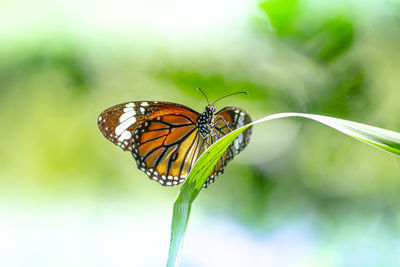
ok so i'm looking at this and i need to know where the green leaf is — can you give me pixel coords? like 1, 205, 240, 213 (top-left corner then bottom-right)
259, 0, 299, 36
166, 112, 400, 267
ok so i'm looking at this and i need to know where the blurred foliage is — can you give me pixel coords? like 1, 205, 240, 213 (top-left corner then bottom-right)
161, 71, 268, 102
260, 0, 354, 62
0, 42, 92, 95
258, 0, 367, 118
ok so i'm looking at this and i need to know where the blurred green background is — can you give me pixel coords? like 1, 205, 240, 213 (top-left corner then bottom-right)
1, 0, 400, 266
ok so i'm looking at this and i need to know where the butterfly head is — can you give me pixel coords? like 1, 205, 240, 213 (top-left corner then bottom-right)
205, 105, 216, 119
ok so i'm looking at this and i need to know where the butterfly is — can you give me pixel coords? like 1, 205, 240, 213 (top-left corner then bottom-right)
97, 89, 252, 187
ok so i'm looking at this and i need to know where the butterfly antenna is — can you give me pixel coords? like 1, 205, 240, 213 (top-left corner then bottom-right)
212, 91, 249, 106
196, 87, 210, 105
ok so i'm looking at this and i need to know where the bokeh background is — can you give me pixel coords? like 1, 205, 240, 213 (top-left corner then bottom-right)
1, 0, 400, 266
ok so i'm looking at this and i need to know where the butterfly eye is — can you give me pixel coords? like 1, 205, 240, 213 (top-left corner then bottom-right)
205, 105, 215, 115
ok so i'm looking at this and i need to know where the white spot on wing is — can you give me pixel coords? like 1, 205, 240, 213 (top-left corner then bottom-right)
123, 107, 134, 112
140, 107, 145, 113
141, 102, 149, 106
234, 138, 240, 150
98, 116, 102, 121
117, 130, 132, 142
119, 110, 136, 122
115, 117, 136, 135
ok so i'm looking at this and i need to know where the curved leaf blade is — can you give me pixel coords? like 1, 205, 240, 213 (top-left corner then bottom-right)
167, 112, 400, 266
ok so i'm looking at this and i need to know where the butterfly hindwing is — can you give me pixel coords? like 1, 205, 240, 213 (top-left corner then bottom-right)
203, 106, 252, 187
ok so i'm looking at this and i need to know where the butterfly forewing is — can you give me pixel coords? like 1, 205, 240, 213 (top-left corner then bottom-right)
98, 101, 199, 151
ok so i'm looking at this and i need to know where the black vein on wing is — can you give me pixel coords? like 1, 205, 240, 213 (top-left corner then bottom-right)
166, 144, 179, 176
140, 133, 170, 146
188, 135, 204, 170
166, 113, 197, 125
142, 126, 197, 166
177, 132, 199, 178
152, 127, 197, 169
146, 123, 194, 132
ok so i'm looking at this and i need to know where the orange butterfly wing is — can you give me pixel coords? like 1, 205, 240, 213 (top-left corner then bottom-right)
132, 113, 204, 185
98, 101, 198, 151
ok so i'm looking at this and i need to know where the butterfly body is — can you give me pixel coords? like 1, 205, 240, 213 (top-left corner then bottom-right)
98, 100, 252, 187
197, 105, 217, 138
